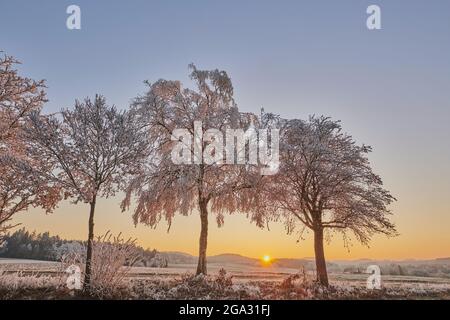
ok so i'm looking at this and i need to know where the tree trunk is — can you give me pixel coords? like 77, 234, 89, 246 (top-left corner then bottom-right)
83, 196, 96, 292
196, 199, 208, 275
313, 227, 329, 286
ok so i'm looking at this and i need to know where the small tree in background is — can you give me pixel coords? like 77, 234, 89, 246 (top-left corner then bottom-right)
0, 52, 58, 237
253, 116, 397, 286
26, 95, 149, 292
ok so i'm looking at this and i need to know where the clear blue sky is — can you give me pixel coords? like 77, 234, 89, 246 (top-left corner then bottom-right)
1, 0, 449, 259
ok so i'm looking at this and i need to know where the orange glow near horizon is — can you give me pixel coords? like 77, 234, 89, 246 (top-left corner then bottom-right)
262, 255, 271, 263
13, 191, 450, 261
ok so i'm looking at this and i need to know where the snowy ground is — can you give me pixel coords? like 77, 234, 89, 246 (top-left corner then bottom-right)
0, 258, 54, 264
1, 258, 449, 299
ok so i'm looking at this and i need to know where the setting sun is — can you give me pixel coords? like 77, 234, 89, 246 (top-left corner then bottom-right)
262, 255, 271, 263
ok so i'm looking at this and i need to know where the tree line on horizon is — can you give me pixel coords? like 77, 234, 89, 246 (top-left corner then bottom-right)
0, 228, 167, 268
0, 51, 397, 292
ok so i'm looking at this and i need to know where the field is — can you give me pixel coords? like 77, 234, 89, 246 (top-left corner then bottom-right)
1, 258, 449, 300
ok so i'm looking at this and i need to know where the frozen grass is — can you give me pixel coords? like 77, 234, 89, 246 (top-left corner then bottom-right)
0, 269, 67, 299
1, 269, 449, 300
1, 260, 450, 300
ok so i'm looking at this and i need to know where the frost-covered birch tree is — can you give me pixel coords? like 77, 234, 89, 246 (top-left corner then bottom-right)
253, 116, 397, 286
0, 52, 57, 237
25, 95, 149, 291
122, 65, 261, 275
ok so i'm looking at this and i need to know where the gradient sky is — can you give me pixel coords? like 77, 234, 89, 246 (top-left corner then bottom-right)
1, 0, 449, 260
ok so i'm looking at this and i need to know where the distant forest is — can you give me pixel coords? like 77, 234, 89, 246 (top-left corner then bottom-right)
0, 228, 168, 268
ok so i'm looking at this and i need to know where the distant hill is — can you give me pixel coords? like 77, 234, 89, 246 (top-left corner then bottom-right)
163, 252, 260, 266
161, 251, 450, 278
209, 254, 258, 266
163, 252, 321, 269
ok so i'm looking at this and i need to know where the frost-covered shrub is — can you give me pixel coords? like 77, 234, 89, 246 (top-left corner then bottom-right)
165, 269, 260, 300
215, 268, 233, 289
127, 269, 260, 300
166, 273, 228, 299
277, 268, 324, 299
61, 231, 140, 299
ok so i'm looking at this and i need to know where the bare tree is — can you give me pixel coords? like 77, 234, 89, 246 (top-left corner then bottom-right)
25, 95, 149, 291
122, 65, 259, 275
0, 52, 56, 236
254, 116, 397, 286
